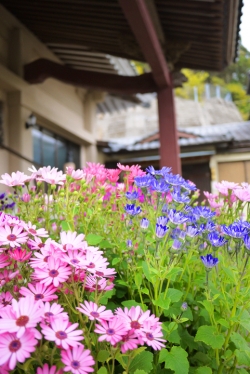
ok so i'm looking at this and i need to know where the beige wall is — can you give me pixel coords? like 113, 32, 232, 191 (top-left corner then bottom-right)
0, 4, 100, 175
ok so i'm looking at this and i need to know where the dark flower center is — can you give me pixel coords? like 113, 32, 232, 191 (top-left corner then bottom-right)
87, 262, 95, 269
29, 228, 37, 235
16, 315, 29, 327
56, 330, 67, 339
49, 269, 59, 278
9, 339, 21, 352
71, 259, 79, 264
90, 311, 99, 318
44, 256, 49, 262
146, 332, 154, 341
38, 243, 45, 248
96, 271, 104, 276
71, 360, 80, 368
107, 328, 115, 335
7, 234, 16, 241
130, 321, 141, 329
35, 293, 44, 300
45, 312, 54, 317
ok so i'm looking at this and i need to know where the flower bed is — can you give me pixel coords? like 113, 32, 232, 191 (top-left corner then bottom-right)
0, 163, 249, 374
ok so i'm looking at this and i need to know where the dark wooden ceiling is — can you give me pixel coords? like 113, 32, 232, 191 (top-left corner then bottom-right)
0, 0, 242, 72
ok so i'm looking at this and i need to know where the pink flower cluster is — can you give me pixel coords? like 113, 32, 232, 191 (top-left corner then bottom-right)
78, 301, 165, 352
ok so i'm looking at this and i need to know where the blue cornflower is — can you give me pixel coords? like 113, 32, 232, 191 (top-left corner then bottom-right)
207, 232, 227, 247
155, 224, 169, 239
244, 234, 250, 250
221, 222, 249, 238
171, 189, 190, 204
182, 180, 197, 191
140, 218, 149, 230
205, 221, 216, 232
200, 254, 219, 269
150, 179, 170, 193
186, 225, 199, 239
164, 173, 185, 186
171, 228, 182, 239
125, 191, 139, 200
124, 204, 141, 216
192, 206, 216, 221
168, 209, 189, 225
146, 166, 172, 177
157, 216, 169, 226
172, 239, 182, 251
126, 240, 133, 248
134, 175, 153, 188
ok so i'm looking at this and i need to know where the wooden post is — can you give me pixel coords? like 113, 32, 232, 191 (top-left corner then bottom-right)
157, 84, 181, 174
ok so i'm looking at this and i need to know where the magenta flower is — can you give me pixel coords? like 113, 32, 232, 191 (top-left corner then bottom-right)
60, 231, 85, 251
0, 269, 19, 286
85, 275, 114, 292
42, 302, 68, 322
61, 249, 86, 268
61, 345, 95, 374
0, 330, 37, 370
9, 248, 32, 262
115, 306, 157, 333
0, 291, 13, 310
41, 318, 84, 349
32, 257, 71, 287
19, 282, 58, 302
0, 253, 10, 268
37, 364, 63, 374
77, 301, 113, 322
79, 252, 109, 274
120, 330, 140, 353
94, 316, 127, 345
0, 224, 28, 247
0, 171, 32, 187
0, 296, 43, 338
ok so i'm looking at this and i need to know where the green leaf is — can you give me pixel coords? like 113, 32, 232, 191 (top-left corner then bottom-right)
160, 346, 189, 374
135, 273, 142, 287
199, 300, 214, 314
237, 369, 249, 374
142, 261, 152, 282
195, 367, 212, 374
128, 351, 153, 373
141, 287, 149, 295
165, 288, 183, 303
230, 332, 250, 351
85, 233, 103, 245
22, 357, 37, 370
61, 221, 73, 231
112, 258, 120, 265
99, 240, 114, 249
97, 368, 108, 374
97, 350, 110, 363
236, 309, 250, 332
195, 325, 225, 349
166, 267, 182, 281
235, 349, 250, 366
217, 319, 230, 329
121, 300, 142, 308
153, 293, 171, 310
134, 371, 147, 374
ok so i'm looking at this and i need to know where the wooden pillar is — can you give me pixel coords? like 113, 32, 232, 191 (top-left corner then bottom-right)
157, 84, 181, 174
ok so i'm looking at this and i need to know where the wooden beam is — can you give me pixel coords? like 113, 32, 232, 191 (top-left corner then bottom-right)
24, 58, 157, 94
119, 0, 171, 88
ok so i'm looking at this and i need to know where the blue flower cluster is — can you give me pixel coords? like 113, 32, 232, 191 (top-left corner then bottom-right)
0, 193, 15, 211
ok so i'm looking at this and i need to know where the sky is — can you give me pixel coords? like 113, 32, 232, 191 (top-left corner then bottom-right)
241, 1, 250, 51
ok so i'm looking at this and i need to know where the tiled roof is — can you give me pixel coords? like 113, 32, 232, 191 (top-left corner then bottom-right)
102, 121, 250, 153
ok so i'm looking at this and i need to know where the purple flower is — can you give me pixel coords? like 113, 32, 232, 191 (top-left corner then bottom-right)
146, 166, 172, 176
126, 240, 133, 248
134, 175, 153, 188
125, 191, 139, 200
155, 224, 168, 239
244, 234, 250, 251
150, 179, 170, 193
207, 232, 227, 247
186, 225, 199, 239
221, 222, 249, 238
157, 216, 169, 226
172, 239, 182, 251
200, 254, 219, 269
124, 204, 141, 216
140, 218, 149, 230
181, 302, 188, 311
168, 209, 189, 225
193, 206, 216, 221
164, 173, 186, 187
171, 190, 190, 204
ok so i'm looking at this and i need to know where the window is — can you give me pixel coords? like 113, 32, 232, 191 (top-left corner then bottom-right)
32, 126, 80, 170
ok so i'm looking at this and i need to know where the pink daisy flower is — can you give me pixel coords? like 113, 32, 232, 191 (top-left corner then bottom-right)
0, 171, 32, 187
32, 257, 72, 287
0, 253, 10, 268
80, 252, 109, 274
37, 363, 63, 374
120, 330, 140, 353
60, 249, 86, 268
0, 330, 37, 370
60, 231, 85, 251
0, 291, 13, 310
9, 248, 32, 262
42, 302, 68, 322
115, 306, 159, 335
23, 222, 49, 238
37, 168, 66, 186
0, 296, 43, 338
27, 236, 45, 250
0, 362, 10, 374
94, 316, 127, 345
77, 301, 113, 322
19, 283, 58, 302
61, 345, 95, 374
41, 318, 84, 349
85, 275, 114, 292
67, 168, 86, 181
141, 322, 166, 350
0, 269, 19, 286
0, 224, 28, 247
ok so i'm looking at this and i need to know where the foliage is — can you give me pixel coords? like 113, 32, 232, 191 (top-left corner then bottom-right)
1, 163, 250, 373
